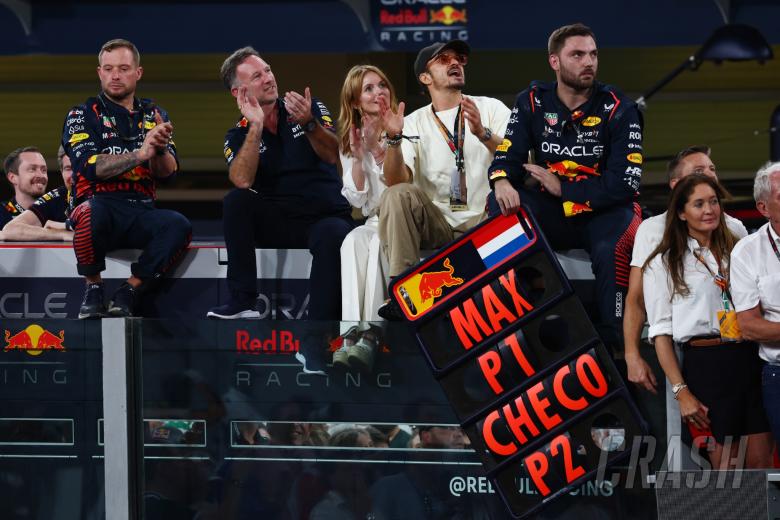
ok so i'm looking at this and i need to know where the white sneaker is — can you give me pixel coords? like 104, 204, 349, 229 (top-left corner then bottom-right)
348, 328, 379, 372
333, 326, 359, 369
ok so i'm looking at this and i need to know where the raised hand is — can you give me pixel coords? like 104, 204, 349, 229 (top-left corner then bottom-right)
284, 86, 314, 126
461, 96, 485, 137
361, 114, 383, 148
237, 86, 264, 127
348, 124, 363, 160
379, 97, 405, 137
140, 110, 173, 160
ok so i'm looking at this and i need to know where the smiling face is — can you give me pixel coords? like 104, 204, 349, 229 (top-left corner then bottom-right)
550, 35, 598, 92
679, 182, 721, 239
420, 49, 467, 92
8, 151, 48, 199
97, 47, 142, 103
356, 71, 390, 116
233, 55, 278, 106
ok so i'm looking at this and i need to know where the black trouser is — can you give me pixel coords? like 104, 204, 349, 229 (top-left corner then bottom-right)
488, 186, 640, 349
71, 194, 192, 279
222, 189, 354, 320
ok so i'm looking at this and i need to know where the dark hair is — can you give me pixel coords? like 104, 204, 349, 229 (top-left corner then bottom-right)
99, 39, 140, 66
4, 146, 41, 178
220, 46, 261, 90
667, 145, 711, 181
548, 23, 595, 55
329, 427, 370, 448
643, 174, 736, 297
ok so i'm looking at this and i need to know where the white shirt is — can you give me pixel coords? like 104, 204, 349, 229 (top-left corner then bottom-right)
644, 236, 729, 343
340, 148, 385, 219
398, 96, 511, 231
730, 222, 780, 364
631, 211, 748, 268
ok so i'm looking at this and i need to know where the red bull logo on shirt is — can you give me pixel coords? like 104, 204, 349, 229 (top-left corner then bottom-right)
4, 324, 66, 356
397, 258, 464, 317
562, 200, 593, 217
547, 160, 599, 182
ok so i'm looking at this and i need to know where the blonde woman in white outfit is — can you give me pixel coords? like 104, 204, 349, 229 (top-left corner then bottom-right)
334, 65, 400, 369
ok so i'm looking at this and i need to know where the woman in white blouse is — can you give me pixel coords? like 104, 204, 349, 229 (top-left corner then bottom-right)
643, 174, 772, 469
333, 65, 400, 370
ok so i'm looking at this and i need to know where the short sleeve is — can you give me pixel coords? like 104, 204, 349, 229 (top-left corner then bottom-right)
729, 241, 761, 312
643, 255, 673, 340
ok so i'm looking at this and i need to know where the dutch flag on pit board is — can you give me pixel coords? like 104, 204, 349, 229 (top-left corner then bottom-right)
471, 215, 532, 269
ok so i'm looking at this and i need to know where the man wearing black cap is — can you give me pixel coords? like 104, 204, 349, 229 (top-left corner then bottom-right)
378, 39, 510, 319
487, 23, 643, 351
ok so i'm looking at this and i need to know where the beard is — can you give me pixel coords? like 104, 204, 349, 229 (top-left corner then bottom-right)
559, 64, 595, 92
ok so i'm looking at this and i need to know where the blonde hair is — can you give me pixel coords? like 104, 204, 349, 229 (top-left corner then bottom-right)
337, 65, 398, 156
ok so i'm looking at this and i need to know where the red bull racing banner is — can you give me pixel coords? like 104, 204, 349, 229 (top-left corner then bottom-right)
372, 0, 469, 49
389, 208, 646, 519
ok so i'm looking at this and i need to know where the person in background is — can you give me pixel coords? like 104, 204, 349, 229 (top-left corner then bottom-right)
0, 146, 49, 230
624, 145, 747, 393
643, 174, 772, 469
3, 145, 74, 241
731, 161, 780, 447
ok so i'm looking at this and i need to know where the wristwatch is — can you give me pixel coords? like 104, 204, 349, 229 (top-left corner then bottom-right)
303, 119, 317, 133
671, 382, 688, 400
479, 127, 493, 142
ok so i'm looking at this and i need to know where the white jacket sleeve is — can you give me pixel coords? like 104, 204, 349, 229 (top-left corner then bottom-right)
340, 150, 387, 218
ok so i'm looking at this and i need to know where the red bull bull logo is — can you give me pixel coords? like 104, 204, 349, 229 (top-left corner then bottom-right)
4, 324, 66, 356
429, 6, 467, 25
398, 258, 464, 317
547, 160, 599, 182
123, 165, 151, 181
563, 200, 593, 217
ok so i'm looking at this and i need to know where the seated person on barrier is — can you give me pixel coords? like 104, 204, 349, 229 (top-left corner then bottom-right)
3, 145, 75, 242
624, 146, 747, 394
378, 39, 510, 319
730, 162, 780, 447
62, 39, 192, 318
643, 174, 772, 469
207, 47, 353, 323
0, 146, 50, 233
334, 65, 400, 370
488, 23, 642, 352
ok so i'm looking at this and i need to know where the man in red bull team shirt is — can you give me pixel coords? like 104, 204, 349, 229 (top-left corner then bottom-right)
487, 23, 643, 352
62, 39, 192, 319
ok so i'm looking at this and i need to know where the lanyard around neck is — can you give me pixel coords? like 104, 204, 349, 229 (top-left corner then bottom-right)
431, 104, 465, 172
692, 249, 732, 303
767, 225, 780, 264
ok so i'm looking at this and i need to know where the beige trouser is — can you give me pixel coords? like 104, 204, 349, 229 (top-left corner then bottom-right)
378, 183, 454, 277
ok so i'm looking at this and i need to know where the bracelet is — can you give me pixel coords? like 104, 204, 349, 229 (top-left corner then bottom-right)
672, 382, 688, 400
386, 134, 402, 147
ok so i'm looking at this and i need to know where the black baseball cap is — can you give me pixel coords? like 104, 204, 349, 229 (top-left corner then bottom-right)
413, 39, 471, 82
